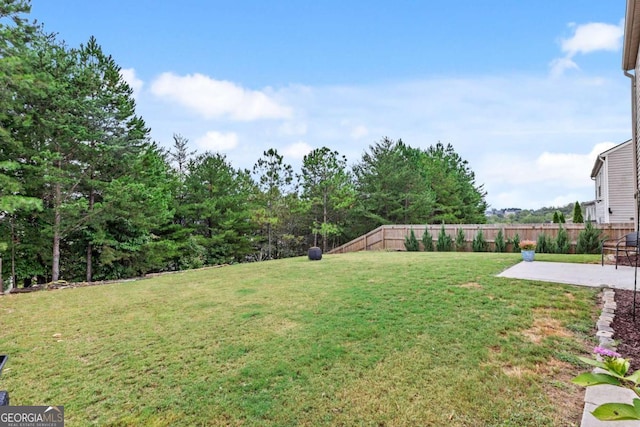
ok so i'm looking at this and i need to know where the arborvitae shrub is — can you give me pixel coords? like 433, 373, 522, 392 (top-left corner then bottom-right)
472, 229, 488, 252
552, 211, 560, 223
421, 227, 434, 251
555, 224, 570, 254
494, 229, 506, 253
436, 224, 454, 252
536, 233, 555, 254
455, 228, 466, 252
573, 201, 584, 224
511, 233, 521, 253
576, 222, 602, 254
404, 228, 420, 252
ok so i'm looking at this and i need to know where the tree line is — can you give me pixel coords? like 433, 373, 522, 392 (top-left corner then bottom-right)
0, 1, 487, 286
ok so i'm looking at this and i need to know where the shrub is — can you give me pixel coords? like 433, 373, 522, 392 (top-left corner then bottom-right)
422, 227, 434, 251
494, 229, 506, 253
472, 229, 488, 252
404, 228, 420, 252
436, 225, 454, 252
536, 233, 555, 254
510, 233, 521, 253
576, 222, 602, 254
553, 211, 566, 224
555, 224, 570, 254
455, 228, 466, 252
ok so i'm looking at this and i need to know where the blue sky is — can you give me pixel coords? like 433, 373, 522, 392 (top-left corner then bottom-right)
30, 1, 629, 210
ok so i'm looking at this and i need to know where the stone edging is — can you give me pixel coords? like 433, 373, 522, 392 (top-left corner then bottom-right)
596, 288, 616, 349
580, 288, 639, 427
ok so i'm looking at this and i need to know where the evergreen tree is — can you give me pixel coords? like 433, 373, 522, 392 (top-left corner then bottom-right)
472, 229, 488, 252
352, 138, 435, 233
300, 147, 355, 252
555, 224, 570, 254
436, 224, 453, 251
182, 152, 257, 265
576, 222, 602, 254
421, 227, 434, 251
404, 228, 420, 251
511, 233, 521, 253
494, 229, 506, 253
252, 148, 293, 259
455, 228, 466, 252
573, 201, 584, 223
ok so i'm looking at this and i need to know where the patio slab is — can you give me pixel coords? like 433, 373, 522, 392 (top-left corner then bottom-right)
497, 261, 640, 290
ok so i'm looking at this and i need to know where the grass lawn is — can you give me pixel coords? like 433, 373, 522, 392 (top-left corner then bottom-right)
0, 252, 599, 426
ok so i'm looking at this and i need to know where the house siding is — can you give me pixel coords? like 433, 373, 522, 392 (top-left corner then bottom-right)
607, 142, 635, 222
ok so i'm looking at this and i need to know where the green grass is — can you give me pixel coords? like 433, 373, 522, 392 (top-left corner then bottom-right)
0, 252, 599, 426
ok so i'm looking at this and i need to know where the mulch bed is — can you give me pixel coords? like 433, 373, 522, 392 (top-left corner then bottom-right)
612, 288, 640, 371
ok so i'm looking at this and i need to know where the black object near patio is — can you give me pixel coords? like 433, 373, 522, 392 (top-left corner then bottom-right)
308, 247, 322, 261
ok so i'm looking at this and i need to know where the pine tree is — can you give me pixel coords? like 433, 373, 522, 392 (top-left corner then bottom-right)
573, 201, 584, 223
422, 227, 434, 251
494, 229, 506, 253
404, 229, 420, 251
436, 224, 454, 251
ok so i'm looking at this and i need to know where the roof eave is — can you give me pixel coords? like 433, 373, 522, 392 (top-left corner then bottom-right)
623, 0, 640, 70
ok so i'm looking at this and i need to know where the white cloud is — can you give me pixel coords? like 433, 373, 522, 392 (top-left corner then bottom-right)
550, 21, 623, 77
479, 142, 619, 208
195, 131, 239, 151
561, 22, 624, 57
282, 141, 312, 160
549, 57, 579, 78
150, 72, 292, 121
120, 68, 143, 94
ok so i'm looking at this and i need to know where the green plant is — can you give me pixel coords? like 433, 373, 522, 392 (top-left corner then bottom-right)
455, 228, 466, 252
511, 233, 521, 253
436, 224, 454, 252
552, 211, 566, 224
573, 347, 640, 421
494, 229, 506, 253
555, 224, 570, 254
404, 228, 420, 252
472, 229, 488, 252
536, 233, 555, 254
422, 227, 434, 251
576, 222, 602, 254
573, 201, 584, 223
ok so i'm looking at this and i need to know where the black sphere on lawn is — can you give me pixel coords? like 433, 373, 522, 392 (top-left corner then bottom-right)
308, 247, 322, 261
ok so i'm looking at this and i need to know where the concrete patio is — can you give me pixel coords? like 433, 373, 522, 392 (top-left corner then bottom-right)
498, 261, 640, 291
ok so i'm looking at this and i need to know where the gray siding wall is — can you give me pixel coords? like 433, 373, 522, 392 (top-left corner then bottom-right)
607, 143, 635, 223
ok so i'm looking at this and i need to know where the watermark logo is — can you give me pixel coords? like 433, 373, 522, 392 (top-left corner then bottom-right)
0, 406, 64, 427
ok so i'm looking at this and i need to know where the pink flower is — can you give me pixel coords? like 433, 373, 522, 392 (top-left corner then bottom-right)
594, 346, 622, 358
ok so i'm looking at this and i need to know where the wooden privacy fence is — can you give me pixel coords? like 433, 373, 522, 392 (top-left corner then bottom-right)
328, 223, 636, 254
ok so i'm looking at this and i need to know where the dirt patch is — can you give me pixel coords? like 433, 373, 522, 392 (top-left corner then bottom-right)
459, 282, 483, 289
522, 308, 573, 344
